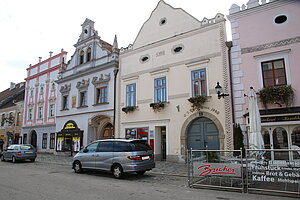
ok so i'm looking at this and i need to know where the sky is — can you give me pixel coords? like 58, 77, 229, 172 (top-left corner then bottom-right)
0, 0, 247, 92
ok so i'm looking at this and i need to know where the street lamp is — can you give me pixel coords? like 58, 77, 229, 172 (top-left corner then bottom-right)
215, 82, 229, 99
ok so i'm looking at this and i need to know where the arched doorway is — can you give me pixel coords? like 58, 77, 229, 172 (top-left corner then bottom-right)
187, 117, 219, 150
102, 123, 113, 139
30, 130, 37, 148
89, 115, 113, 140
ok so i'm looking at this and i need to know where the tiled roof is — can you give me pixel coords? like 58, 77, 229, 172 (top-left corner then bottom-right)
100, 39, 113, 53
0, 82, 25, 108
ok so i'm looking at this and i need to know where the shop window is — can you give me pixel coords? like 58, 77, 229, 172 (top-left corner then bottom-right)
126, 83, 136, 106
262, 129, 271, 149
125, 127, 148, 140
291, 127, 300, 159
42, 133, 47, 149
49, 133, 55, 149
261, 58, 286, 87
86, 47, 91, 62
23, 134, 27, 144
273, 127, 288, 160
79, 50, 84, 64
154, 77, 167, 102
96, 87, 108, 104
191, 69, 207, 96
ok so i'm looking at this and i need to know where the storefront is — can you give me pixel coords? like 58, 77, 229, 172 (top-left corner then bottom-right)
56, 120, 83, 155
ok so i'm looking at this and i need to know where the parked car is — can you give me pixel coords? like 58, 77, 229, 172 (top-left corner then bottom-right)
72, 139, 155, 178
1, 144, 37, 163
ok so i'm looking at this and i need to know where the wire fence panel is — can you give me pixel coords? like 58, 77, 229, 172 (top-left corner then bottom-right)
188, 149, 244, 192
246, 149, 300, 197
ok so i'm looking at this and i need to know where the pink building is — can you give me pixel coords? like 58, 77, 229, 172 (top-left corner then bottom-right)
22, 50, 67, 152
228, 0, 300, 158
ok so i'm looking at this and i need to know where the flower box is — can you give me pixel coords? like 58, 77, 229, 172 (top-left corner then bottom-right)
259, 85, 294, 108
188, 95, 208, 111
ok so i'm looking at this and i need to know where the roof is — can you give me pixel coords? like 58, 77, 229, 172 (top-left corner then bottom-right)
0, 82, 25, 109
100, 39, 113, 53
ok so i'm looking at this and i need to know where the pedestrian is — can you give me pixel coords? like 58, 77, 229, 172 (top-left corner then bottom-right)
0, 138, 4, 152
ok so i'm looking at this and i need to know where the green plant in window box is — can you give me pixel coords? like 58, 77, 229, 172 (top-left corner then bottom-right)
188, 95, 208, 111
150, 101, 166, 112
259, 85, 294, 108
121, 106, 137, 114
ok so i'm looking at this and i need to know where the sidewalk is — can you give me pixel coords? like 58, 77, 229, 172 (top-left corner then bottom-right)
36, 153, 188, 177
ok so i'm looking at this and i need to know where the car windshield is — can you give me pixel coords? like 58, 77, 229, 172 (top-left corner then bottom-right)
20, 145, 35, 150
129, 140, 152, 151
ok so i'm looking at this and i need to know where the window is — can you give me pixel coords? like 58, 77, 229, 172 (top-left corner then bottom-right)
154, 77, 166, 102
97, 141, 114, 152
49, 104, 55, 117
126, 83, 136, 106
96, 87, 108, 104
42, 133, 47, 149
261, 59, 286, 87
30, 90, 34, 97
23, 134, 27, 144
16, 112, 21, 126
79, 50, 84, 64
84, 142, 99, 153
62, 95, 69, 110
51, 83, 55, 90
274, 15, 287, 24
49, 133, 55, 149
38, 106, 43, 119
86, 48, 91, 62
28, 108, 33, 120
79, 91, 87, 107
191, 69, 207, 96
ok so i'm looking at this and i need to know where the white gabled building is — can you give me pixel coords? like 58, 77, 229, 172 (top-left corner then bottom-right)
55, 19, 118, 155
116, 1, 233, 162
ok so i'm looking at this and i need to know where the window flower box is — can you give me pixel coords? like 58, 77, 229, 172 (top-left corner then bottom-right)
188, 95, 208, 111
259, 85, 294, 108
122, 106, 137, 114
150, 102, 166, 112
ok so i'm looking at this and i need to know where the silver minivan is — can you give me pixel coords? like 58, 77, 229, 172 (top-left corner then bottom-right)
72, 139, 155, 178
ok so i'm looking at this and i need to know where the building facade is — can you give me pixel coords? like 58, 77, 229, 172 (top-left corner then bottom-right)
55, 19, 118, 156
0, 82, 25, 147
116, 1, 233, 162
22, 51, 67, 152
228, 0, 300, 158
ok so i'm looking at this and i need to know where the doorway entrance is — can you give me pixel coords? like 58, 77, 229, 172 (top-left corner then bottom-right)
30, 130, 37, 148
187, 117, 219, 150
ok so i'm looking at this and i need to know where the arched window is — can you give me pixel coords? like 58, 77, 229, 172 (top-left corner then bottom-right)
79, 50, 84, 64
86, 47, 91, 62
262, 129, 270, 149
273, 127, 288, 160
291, 127, 300, 159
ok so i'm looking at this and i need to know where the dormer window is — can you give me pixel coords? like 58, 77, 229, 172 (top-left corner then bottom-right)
79, 50, 84, 64
87, 47, 91, 62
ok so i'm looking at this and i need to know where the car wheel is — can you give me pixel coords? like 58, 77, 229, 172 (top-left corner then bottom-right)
136, 171, 146, 175
112, 164, 123, 179
30, 158, 35, 162
0, 155, 5, 161
73, 161, 83, 173
12, 156, 17, 163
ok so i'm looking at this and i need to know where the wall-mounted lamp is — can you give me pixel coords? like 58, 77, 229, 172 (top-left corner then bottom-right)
215, 82, 229, 99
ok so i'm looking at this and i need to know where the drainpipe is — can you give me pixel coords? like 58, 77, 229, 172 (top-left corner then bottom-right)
225, 41, 235, 125
113, 66, 119, 138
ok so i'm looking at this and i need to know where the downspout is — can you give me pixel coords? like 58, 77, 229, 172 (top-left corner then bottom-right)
225, 41, 235, 125
113, 66, 119, 138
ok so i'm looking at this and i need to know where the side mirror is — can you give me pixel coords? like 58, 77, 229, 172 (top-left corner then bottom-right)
82, 148, 88, 153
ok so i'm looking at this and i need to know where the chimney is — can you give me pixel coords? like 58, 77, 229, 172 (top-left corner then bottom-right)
61, 48, 64, 53
49, 51, 53, 57
39, 57, 42, 62
10, 82, 16, 90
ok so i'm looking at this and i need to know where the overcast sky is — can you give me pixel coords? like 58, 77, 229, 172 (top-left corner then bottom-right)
0, 0, 247, 92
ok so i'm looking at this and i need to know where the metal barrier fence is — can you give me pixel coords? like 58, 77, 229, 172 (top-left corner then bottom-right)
187, 149, 244, 192
187, 149, 300, 197
246, 149, 300, 197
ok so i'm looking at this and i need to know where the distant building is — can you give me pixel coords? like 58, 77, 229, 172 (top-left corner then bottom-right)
116, 1, 233, 162
55, 19, 118, 156
22, 51, 67, 152
228, 0, 300, 158
0, 82, 25, 147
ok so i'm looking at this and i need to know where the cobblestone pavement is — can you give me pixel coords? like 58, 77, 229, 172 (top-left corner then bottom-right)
36, 153, 188, 177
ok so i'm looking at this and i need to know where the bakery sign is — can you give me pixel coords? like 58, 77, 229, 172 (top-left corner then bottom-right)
261, 115, 300, 123
193, 162, 241, 177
